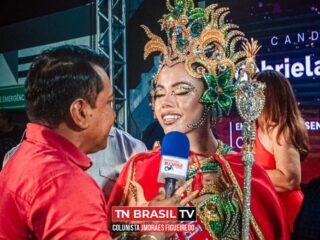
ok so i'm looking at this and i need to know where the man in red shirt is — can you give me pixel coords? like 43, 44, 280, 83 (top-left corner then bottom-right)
0, 45, 115, 239
0, 45, 198, 240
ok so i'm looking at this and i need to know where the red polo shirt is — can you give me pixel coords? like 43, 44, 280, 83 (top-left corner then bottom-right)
0, 123, 111, 239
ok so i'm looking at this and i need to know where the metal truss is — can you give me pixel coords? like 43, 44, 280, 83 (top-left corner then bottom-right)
95, 0, 128, 131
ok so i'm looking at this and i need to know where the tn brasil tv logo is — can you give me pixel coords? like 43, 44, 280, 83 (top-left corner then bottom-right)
111, 206, 197, 233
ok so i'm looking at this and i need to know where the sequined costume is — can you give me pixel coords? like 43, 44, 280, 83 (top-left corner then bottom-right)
107, 141, 289, 239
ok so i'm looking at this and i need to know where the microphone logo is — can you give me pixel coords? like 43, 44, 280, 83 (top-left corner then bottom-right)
158, 131, 190, 197
160, 155, 187, 177
165, 165, 173, 171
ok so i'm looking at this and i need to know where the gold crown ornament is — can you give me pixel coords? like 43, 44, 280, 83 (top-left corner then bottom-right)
142, 0, 248, 120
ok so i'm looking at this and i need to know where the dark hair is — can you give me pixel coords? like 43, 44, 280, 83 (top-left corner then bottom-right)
256, 70, 310, 160
25, 45, 107, 127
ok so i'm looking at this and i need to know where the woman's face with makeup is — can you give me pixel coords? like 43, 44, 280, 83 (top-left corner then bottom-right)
154, 63, 205, 134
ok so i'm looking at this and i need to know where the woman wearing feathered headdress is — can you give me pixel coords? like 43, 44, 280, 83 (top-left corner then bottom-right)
107, 1, 290, 239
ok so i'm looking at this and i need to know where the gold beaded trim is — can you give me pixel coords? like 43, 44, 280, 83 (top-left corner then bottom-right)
218, 154, 265, 240
120, 160, 135, 206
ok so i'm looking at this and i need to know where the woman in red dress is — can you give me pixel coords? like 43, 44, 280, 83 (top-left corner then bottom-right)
254, 70, 310, 232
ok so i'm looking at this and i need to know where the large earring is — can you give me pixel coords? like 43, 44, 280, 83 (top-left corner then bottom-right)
188, 104, 210, 129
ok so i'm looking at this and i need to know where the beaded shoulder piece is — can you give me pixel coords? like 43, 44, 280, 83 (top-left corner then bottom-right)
188, 140, 232, 178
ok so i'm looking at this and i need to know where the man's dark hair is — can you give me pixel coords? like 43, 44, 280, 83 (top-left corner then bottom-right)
25, 45, 107, 127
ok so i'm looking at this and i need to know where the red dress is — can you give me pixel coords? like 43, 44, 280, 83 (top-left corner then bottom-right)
254, 129, 303, 232
107, 145, 290, 239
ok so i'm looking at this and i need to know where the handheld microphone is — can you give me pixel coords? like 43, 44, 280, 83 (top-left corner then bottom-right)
158, 131, 190, 198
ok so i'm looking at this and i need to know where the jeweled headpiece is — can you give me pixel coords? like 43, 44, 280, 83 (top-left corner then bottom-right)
142, 0, 248, 119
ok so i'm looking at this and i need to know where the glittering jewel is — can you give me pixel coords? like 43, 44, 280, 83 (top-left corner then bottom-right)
213, 51, 221, 60
190, 18, 206, 37
195, 47, 201, 55
177, 25, 182, 37
218, 63, 227, 72
201, 68, 235, 115
235, 81, 265, 122
176, 38, 189, 51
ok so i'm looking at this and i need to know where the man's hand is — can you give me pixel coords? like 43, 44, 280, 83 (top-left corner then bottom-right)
148, 179, 198, 207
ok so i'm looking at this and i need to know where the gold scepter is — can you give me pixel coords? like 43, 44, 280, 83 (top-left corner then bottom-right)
235, 38, 265, 240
